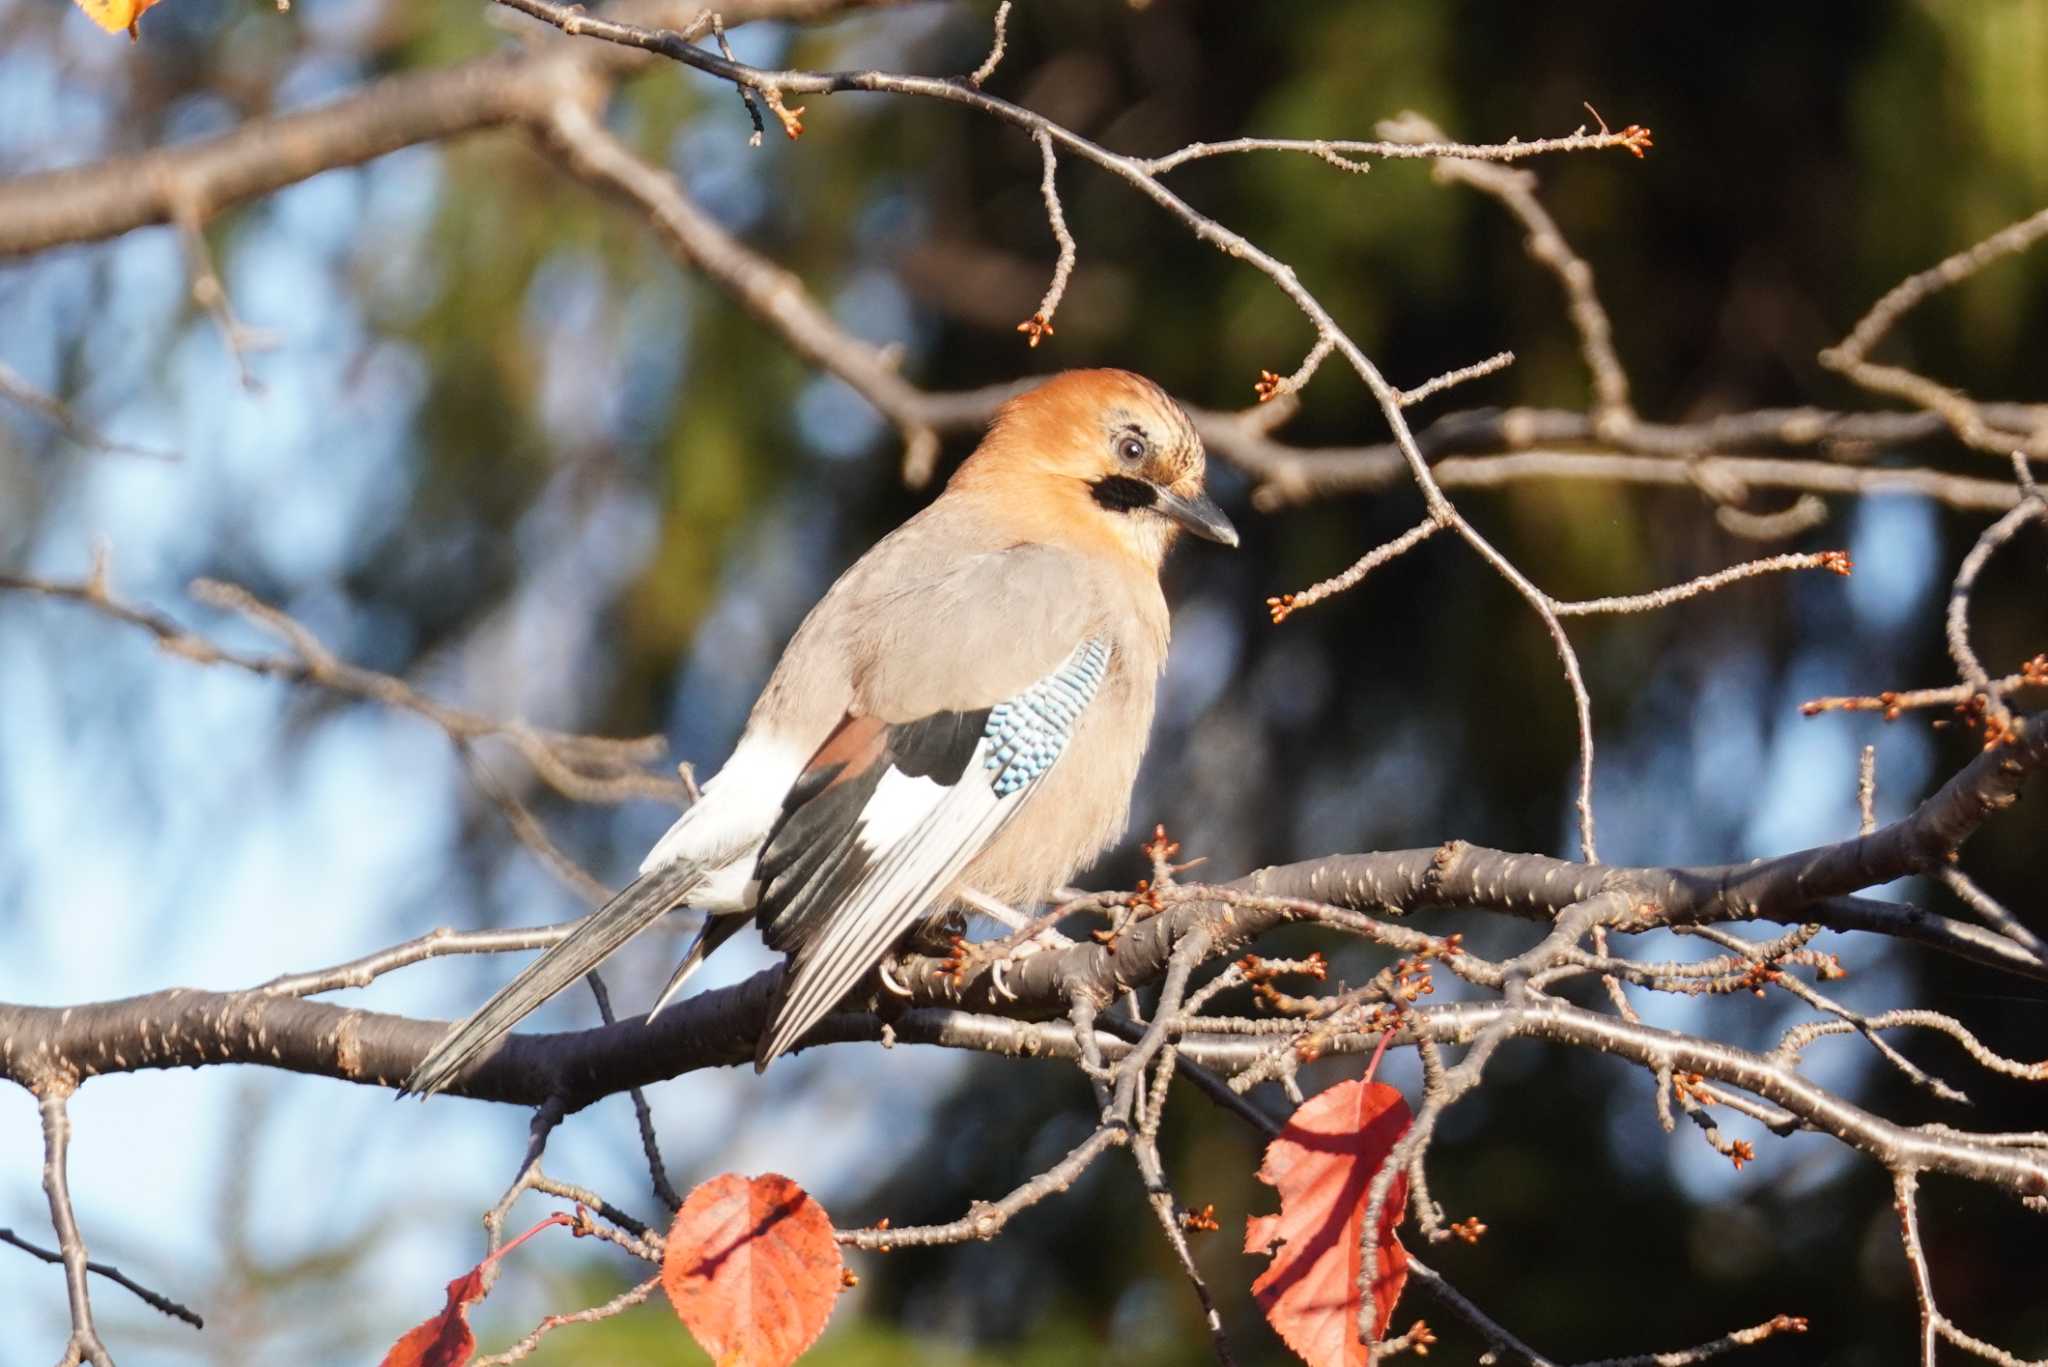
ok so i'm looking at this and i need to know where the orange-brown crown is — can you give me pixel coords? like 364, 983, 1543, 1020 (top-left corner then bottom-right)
947, 370, 1231, 569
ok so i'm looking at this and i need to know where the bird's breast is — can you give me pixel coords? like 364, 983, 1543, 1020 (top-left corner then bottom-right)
960, 640, 1160, 906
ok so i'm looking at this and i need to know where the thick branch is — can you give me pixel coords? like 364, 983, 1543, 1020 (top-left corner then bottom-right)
0, 0, 898, 257
4, 707, 2038, 1102
0, 57, 561, 257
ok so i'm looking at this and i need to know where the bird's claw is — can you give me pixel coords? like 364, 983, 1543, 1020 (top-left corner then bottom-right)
989, 957, 1017, 1002
877, 957, 915, 998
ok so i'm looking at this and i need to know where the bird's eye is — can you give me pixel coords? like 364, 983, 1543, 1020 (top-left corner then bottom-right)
1116, 434, 1148, 464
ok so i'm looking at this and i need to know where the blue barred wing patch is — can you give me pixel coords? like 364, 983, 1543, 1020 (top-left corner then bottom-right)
983, 637, 1111, 797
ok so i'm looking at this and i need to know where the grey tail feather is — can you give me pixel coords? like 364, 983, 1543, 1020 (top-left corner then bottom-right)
400, 860, 704, 1100
752, 970, 797, 1075
754, 960, 828, 1074
643, 914, 749, 1022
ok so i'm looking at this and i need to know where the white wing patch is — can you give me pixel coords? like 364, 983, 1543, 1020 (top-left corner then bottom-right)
757, 753, 1020, 1064
639, 734, 806, 911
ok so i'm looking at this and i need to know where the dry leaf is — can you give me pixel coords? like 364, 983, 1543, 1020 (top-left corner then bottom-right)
663, 1172, 843, 1367
380, 1267, 486, 1367
379, 1213, 572, 1367
1245, 1078, 1413, 1364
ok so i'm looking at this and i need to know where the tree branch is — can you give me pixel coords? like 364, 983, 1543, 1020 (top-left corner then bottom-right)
0, 1, 903, 258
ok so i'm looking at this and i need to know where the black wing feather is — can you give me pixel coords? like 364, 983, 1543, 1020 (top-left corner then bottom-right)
753, 708, 989, 958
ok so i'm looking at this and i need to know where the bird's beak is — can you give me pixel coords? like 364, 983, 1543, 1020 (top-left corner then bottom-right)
1152, 485, 1239, 547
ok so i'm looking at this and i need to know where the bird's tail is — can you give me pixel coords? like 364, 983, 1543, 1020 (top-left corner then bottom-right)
645, 913, 750, 1022
401, 860, 705, 1099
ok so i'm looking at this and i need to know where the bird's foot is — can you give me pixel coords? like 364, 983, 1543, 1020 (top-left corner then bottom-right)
876, 956, 916, 998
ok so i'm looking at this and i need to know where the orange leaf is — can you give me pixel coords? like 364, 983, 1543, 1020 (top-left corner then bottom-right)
73, 0, 161, 39
1244, 1078, 1413, 1364
379, 1213, 573, 1367
663, 1172, 843, 1367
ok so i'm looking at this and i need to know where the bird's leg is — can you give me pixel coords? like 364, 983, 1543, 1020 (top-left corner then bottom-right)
910, 904, 972, 950
930, 888, 1083, 1000
875, 957, 916, 998
955, 886, 1030, 932
873, 906, 978, 1003
957, 886, 1075, 953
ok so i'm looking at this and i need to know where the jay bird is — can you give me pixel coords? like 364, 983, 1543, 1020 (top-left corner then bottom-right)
404, 369, 1236, 1095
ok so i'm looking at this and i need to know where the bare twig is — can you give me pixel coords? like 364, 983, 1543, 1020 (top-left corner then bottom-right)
39, 1092, 114, 1367
1139, 121, 1652, 177
1823, 205, 2048, 458
473, 1275, 663, 1366
585, 973, 682, 1212
1553, 550, 1851, 617
1940, 866, 2048, 964
1571, 1313, 1811, 1367
1396, 349, 1515, 409
1946, 501, 2047, 747
966, 0, 1010, 88
1803, 657, 2048, 721
1387, 113, 1633, 432
1267, 518, 1440, 623
171, 200, 278, 391
1247, 431, 2034, 514
256, 922, 576, 996
1019, 128, 1075, 347
838, 1122, 1127, 1250
0, 567, 687, 807
0, 361, 173, 460
0, 1228, 202, 1330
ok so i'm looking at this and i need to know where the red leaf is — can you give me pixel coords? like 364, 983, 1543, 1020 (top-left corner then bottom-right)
1244, 1078, 1413, 1365
380, 1268, 485, 1367
662, 1172, 844, 1367
379, 1213, 573, 1367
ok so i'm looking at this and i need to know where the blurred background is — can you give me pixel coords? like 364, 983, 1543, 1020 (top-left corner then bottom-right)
2, 1, 2045, 1363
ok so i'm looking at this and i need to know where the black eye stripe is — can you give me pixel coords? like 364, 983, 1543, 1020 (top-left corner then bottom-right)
1091, 474, 1156, 512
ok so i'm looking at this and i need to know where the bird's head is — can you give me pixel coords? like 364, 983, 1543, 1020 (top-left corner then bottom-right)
954, 369, 1238, 569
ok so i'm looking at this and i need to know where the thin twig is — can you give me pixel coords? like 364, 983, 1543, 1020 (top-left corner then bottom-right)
1267, 518, 1440, 623
170, 199, 277, 391
1939, 867, 2048, 964
462, 742, 616, 905
0, 1227, 202, 1330
256, 922, 575, 996
1824, 205, 2048, 457
1018, 128, 1074, 347
1139, 121, 1652, 176
0, 361, 174, 460
38, 1092, 114, 1367
1553, 551, 1851, 617
1396, 349, 1515, 409
474, 1276, 662, 1366
585, 973, 682, 1211
966, 0, 1009, 88
1388, 113, 1633, 431
838, 1122, 1127, 1250
1946, 501, 2046, 746
0, 567, 686, 807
